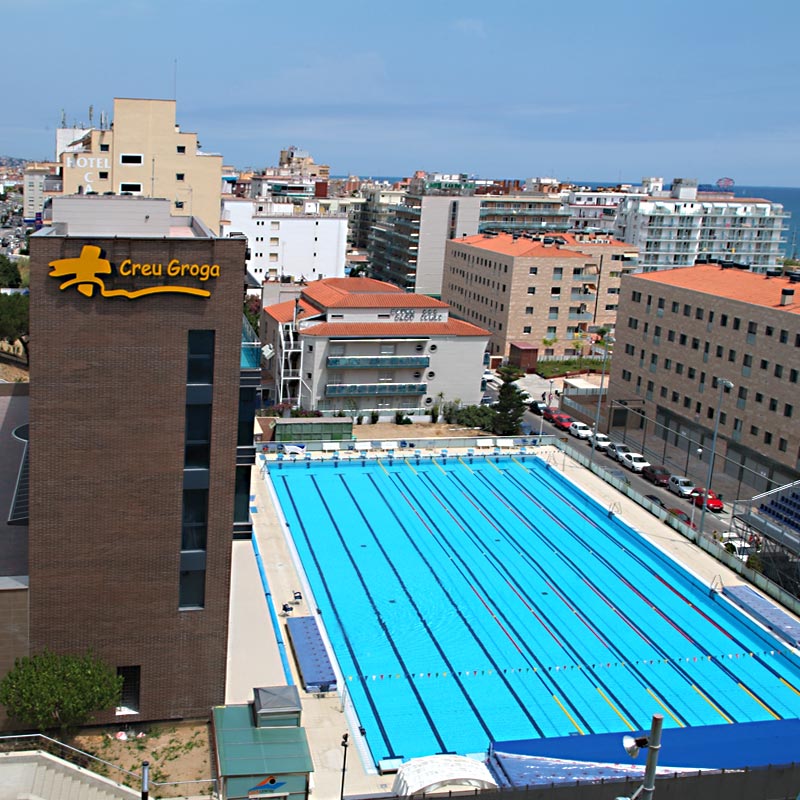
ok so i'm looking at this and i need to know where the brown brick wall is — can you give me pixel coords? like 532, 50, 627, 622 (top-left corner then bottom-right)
0, 585, 29, 730
28, 234, 246, 722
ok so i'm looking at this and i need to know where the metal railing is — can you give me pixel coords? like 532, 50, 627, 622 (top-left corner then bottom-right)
325, 382, 427, 397
327, 355, 430, 369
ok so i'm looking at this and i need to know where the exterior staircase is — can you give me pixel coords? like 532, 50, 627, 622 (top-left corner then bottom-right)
0, 751, 139, 800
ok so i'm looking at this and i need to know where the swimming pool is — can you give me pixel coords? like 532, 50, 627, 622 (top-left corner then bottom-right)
268, 455, 800, 765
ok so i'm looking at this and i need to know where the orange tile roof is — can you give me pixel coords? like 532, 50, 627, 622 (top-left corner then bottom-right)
301, 320, 490, 338
632, 266, 800, 313
454, 234, 585, 258
302, 277, 447, 309
263, 298, 319, 323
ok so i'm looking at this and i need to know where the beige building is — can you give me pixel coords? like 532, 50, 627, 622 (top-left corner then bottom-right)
262, 277, 489, 413
58, 98, 222, 234
609, 265, 800, 491
442, 232, 638, 357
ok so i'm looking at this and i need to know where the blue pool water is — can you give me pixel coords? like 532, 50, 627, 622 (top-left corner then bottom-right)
268, 455, 800, 765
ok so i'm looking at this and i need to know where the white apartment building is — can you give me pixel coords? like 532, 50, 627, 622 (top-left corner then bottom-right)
262, 277, 489, 413
615, 178, 788, 272
223, 197, 347, 286
565, 188, 647, 233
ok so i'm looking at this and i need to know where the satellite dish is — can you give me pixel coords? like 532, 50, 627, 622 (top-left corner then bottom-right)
261, 344, 274, 360
623, 735, 648, 758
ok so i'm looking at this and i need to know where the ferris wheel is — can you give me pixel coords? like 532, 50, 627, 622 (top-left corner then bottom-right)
716, 177, 735, 191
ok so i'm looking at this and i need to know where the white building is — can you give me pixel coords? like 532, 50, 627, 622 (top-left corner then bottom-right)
614, 178, 788, 272
262, 277, 489, 413
223, 197, 347, 286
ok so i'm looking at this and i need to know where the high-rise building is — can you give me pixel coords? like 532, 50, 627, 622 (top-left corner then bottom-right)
57, 98, 223, 234
609, 264, 800, 492
614, 179, 788, 272
16, 195, 257, 722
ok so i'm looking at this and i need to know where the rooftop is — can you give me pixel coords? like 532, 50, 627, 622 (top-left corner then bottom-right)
300, 320, 489, 338
632, 265, 800, 313
300, 278, 448, 309
455, 233, 586, 258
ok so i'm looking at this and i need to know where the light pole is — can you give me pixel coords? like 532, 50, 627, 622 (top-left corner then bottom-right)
698, 379, 733, 541
340, 733, 349, 800
689, 491, 700, 530
619, 714, 664, 800
589, 336, 614, 471
548, 378, 555, 407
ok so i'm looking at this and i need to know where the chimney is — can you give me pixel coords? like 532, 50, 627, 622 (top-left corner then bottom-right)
781, 288, 794, 306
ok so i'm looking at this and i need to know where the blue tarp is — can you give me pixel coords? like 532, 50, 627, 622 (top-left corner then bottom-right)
724, 584, 800, 648
491, 718, 800, 786
285, 616, 337, 693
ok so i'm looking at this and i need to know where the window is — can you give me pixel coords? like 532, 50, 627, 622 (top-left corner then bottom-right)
99, 171, 108, 179
766, 326, 774, 337
728, 349, 736, 362
760, 359, 769, 370
628, 317, 638, 330
750, 425, 759, 436
779, 438, 788, 452
791, 369, 798, 384
720, 314, 728, 327
525, 306, 534, 315
119, 182, 142, 193
780, 329, 789, 343
527, 287, 536, 294
785, 404, 794, 418
679, 334, 687, 346
185, 405, 212, 468
683, 304, 691, 317
671, 391, 680, 402
692, 338, 700, 350
116, 666, 140, 714
747, 321, 758, 335
764, 432, 773, 445
632, 291, 642, 302
528, 267, 538, 275
668, 330, 676, 342
695, 308, 704, 320
716, 345, 723, 357
269, 237, 279, 246
177, 145, 186, 154
378, 371, 393, 382
120, 153, 143, 165
182, 489, 208, 550
664, 357, 672, 369
688, 367, 696, 379
271, 221, 280, 230
755, 392, 763, 403
671, 301, 679, 313
553, 268, 563, 280
675, 363, 684, 375
187, 330, 215, 384
775, 364, 784, 378
379, 343, 396, 355
179, 570, 205, 608
523, 326, 532, 334
733, 317, 741, 330
622, 369, 632, 382
769, 398, 778, 412
100, 143, 110, 152
176, 172, 185, 181
174, 201, 184, 209
550, 287, 561, 297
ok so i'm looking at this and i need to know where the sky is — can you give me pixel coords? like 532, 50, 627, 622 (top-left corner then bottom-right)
4, 0, 800, 186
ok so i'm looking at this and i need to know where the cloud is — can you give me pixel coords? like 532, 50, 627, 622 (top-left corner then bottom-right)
452, 17, 486, 38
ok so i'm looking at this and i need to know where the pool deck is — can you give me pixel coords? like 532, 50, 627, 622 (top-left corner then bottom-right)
226, 444, 792, 800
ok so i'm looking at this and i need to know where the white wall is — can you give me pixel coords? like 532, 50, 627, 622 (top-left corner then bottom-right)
224, 199, 347, 286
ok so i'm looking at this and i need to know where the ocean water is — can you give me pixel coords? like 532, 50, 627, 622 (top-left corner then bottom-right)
731, 185, 799, 258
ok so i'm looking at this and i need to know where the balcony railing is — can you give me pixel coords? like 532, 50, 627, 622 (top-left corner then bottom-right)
241, 315, 261, 369
327, 355, 430, 369
326, 383, 427, 397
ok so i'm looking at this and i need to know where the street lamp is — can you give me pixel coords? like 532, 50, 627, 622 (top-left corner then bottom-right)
689, 490, 700, 530
618, 714, 664, 800
340, 733, 349, 800
698, 379, 733, 541
589, 335, 614, 471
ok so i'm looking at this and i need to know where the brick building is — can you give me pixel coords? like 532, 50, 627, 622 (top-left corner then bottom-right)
442, 232, 638, 358
18, 196, 257, 722
609, 264, 800, 493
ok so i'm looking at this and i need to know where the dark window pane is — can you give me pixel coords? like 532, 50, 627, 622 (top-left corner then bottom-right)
180, 570, 205, 608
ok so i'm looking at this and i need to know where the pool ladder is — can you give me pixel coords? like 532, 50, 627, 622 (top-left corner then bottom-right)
710, 574, 724, 595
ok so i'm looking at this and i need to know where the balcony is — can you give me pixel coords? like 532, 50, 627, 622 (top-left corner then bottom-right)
241, 315, 261, 370
327, 355, 430, 369
326, 383, 427, 397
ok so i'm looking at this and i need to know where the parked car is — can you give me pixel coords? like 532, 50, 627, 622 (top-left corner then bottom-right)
588, 432, 612, 451
667, 508, 696, 529
606, 442, 632, 462
642, 464, 670, 486
529, 400, 549, 415
480, 394, 494, 405
620, 452, 651, 472
553, 414, 574, 431
668, 475, 695, 498
722, 536, 753, 561
542, 406, 562, 422
691, 488, 724, 512
569, 421, 592, 439
644, 494, 667, 509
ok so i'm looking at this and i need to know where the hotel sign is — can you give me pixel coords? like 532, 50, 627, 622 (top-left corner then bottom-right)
49, 245, 219, 299
392, 309, 444, 322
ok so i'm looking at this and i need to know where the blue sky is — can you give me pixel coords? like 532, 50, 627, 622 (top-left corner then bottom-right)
5, 0, 800, 185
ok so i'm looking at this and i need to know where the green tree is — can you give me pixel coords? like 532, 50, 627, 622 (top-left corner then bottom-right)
244, 294, 261, 332
0, 254, 22, 288
493, 365, 527, 435
0, 651, 123, 731
0, 292, 29, 363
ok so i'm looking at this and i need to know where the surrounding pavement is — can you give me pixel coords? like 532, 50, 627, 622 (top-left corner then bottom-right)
226, 436, 793, 800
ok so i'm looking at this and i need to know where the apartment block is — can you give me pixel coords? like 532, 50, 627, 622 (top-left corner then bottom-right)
609, 265, 800, 491
58, 98, 223, 234
223, 197, 347, 285
615, 178, 787, 272
262, 278, 488, 412
442, 232, 638, 357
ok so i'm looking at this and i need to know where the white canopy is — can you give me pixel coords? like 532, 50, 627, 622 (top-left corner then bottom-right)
392, 755, 497, 797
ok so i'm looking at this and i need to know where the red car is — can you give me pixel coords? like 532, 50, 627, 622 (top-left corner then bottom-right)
553, 414, 574, 431
691, 488, 724, 512
542, 406, 562, 422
